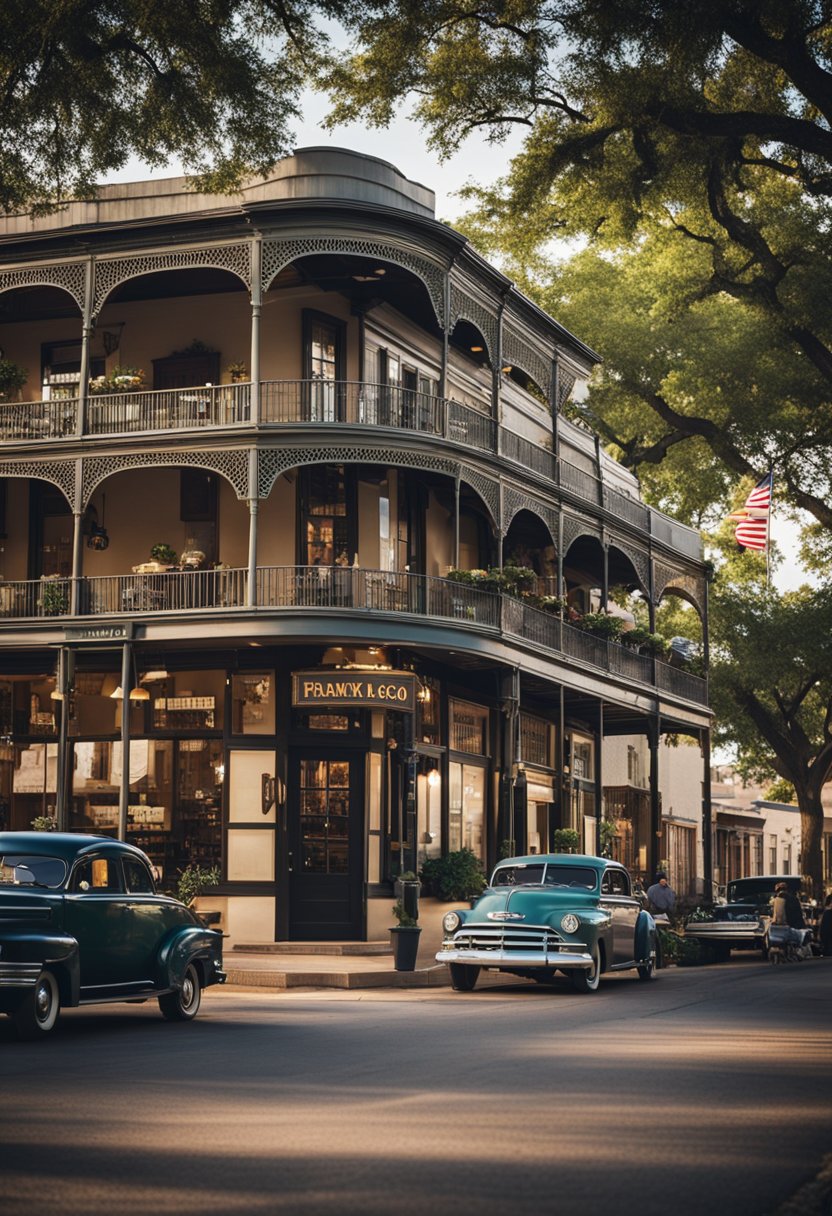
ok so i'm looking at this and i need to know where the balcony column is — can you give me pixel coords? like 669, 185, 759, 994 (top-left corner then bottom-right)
493, 303, 503, 454
594, 432, 604, 505
55, 648, 70, 830
601, 538, 609, 613
453, 475, 461, 568
439, 271, 450, 400
249, 234, 262, 425
556, 684, 566, 841
556, 511, 564, 601
70, 460, 84, 616
550, 354, 560, 482
594, 701, 604, 856
701, 727, 713, 899
247, 449, 258, 608
647, 716, 661, 882
117, 641, 132, 841
77, 258, 94, 437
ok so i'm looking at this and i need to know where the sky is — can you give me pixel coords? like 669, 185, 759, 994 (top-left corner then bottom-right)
105, 91, 812, 594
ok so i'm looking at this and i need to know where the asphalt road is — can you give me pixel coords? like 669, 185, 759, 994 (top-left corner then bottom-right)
2, 958, 831, 1216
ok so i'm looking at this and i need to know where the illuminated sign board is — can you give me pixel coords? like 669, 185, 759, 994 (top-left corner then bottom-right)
292, 670, 417, 713
65, 623, 134, 642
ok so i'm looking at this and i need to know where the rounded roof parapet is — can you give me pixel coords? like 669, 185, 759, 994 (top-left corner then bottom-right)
0, 147, 436, 237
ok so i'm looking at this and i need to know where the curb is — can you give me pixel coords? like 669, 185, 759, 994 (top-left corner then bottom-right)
224, 964, 450, 990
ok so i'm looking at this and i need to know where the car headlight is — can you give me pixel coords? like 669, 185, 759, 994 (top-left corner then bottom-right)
442, 911, 462, 934
560, 913, 580, 934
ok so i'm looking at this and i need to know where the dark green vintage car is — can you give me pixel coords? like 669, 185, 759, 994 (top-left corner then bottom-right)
0, 832, 225, 1038
436, 853, 658, 992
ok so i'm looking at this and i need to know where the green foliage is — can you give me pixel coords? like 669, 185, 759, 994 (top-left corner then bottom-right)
0, 0, 365, 213
658, 927, 716, 968
419, 848, 486, 901
30, 815, 57, 831
575, 612, 624, 642
552, 828, 580, 854
445, 564, 536, 596
39, 576, 69, 616
598, 818, 617, 859
498, 838, 516, 860
150, 543, 177, 565
764, 779, 797, 805
0, 359, 28, 401
177, 864, 220, 908
391, 899, 418, 928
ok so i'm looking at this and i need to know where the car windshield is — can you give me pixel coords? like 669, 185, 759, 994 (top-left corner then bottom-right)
728, 880, 800, 903
492, 863, 597, 891
0, 853, 67, 888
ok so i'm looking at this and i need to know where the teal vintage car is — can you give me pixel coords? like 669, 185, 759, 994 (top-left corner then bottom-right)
436, 853, 658, 993
0, 832, 225, 1038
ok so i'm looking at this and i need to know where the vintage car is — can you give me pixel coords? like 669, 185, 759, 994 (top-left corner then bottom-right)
0, 832, 225, 1038
436, 853, 658, 993
684, 875, 817, 960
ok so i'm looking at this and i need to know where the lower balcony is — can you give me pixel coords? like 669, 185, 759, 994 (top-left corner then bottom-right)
0, 567, 708, 707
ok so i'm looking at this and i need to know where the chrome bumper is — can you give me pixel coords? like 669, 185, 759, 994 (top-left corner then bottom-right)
0, 962, 42, 988
436, 946, 593, 970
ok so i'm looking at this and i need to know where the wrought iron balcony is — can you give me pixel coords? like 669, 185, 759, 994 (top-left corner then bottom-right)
0, 377, 700, 558
0, 567, 707, 706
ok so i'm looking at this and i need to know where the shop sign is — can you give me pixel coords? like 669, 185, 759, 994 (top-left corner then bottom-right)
65, 623, 134, 643
292, 670, 417, 712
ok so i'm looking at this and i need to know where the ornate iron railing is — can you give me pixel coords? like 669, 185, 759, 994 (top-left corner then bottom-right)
0, 566, 707, 705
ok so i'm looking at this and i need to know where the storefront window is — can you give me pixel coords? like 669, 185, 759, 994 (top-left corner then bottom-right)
449, 761, 486, 863
151, 670, 225, 732
417, 767, 442, 863
11, 742, 58, 829
417, 677, 440, 745
521, 714, 552, 768
449, 700, 489, 755
231, 673, 275, 735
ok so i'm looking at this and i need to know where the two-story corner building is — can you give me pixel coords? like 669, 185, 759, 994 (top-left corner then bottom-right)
0, 148, 711, 943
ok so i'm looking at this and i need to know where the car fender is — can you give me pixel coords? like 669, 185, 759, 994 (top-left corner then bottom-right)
635, 910, 657, 963
550, 907, 614, 971
155, 924, 222, 990
0, 930, 80, 1004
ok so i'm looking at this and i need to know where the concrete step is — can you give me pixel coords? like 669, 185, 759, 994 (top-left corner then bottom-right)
224, 961, 449, 990
232, 941, 393, 956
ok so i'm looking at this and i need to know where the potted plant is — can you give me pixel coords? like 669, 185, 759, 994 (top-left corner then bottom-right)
226, 361, 248, 382
0, 358, 28, 403
599, 817, 618, 858
30, 815, 57, 831
390, 873, 421, 971
89, 365, 145, 394
39, 575, 69, 616
176, 863, 221, 926
419, 848, 487, 903
552, 828, 581, 854
150, 543, 177, 567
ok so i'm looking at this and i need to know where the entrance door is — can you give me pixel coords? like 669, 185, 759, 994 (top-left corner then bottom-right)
288, 753, 364, 940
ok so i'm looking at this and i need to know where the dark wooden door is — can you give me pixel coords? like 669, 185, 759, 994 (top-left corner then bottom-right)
288, 752, 364, 940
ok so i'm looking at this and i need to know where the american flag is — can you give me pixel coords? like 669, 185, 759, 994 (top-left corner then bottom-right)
727, 472, 773, 551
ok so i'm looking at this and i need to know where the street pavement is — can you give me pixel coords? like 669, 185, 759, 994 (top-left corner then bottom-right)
2, 956, 831, 1216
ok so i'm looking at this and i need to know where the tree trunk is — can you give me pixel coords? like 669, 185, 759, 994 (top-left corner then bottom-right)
797, 788, 825, 902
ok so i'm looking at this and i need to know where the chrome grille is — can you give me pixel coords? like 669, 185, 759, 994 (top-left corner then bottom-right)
0, 963, 42, 987
451, 925, 563, 953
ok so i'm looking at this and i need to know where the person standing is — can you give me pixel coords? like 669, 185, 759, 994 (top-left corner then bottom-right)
646, 872, 676, 915
819, 894, 832, 958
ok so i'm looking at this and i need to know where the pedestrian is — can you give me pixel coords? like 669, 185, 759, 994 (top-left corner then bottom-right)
646, 872, 676, 915
771, 881, 806, 930
819, 894, 832, 958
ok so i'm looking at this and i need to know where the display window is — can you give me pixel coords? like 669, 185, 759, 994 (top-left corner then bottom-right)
449, 761, 486, 863
449, 699, 489, 755
231, 673, 275, 735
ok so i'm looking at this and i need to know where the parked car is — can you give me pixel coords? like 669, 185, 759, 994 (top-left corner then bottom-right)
0, 832, 225, 1038
436, 853, 658, 993
684, 875, 818, 960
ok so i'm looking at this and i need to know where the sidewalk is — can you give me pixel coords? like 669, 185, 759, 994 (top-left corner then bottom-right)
224, 941, 451, 990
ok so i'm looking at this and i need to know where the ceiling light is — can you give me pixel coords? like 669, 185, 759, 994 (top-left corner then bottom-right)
110, 686, 124, 700
352, 274, 380, 283
129, 686, 151, 701
470, 345, 484, 353
501, 365, 513, 373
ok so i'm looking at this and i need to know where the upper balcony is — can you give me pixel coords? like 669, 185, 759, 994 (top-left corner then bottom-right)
0, 564, 708, 708
0, 377, 701, 560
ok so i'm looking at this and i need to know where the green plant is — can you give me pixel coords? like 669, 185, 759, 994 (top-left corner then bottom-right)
89, 365, 145, 393
598, 818, 617, 858
0, 358, 28, 402
659, 927, 716, 967
30, 815, 57, 831
419, 848, 487, 901
39, 575, 69, 616
391, 899, 418, 927
498, 838, 516, 860
150, 543, 177, 565
227, 360, 247, 380
177, 863, 220, 907
552, 828, 580, 853
622, 625, 668, 657
576, 611, 625, 641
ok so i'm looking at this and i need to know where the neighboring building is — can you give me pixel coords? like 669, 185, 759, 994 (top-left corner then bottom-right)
604, 735, 704, 898
710, 765, 832, 892
0, 148, 710, 943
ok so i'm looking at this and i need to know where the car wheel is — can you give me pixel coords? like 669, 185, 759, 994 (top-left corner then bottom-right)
571, 944, 601, 993
158, 963, 202, 1022
449, 963, 480, 992
637, 951, 656, 981
14, 969, 60, 1039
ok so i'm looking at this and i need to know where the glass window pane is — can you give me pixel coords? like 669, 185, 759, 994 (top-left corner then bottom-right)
231, 673, 275, 735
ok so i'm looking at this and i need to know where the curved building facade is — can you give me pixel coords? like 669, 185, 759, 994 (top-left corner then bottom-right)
0, 148, 710, 941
